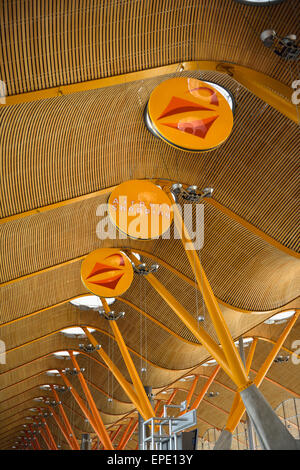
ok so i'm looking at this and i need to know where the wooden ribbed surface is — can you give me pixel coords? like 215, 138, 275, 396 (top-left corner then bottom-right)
1, 72, 299, 252
1, 0, 299, 449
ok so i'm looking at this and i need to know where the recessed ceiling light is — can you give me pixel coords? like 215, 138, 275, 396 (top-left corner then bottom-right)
179, 375, 195, 382
39, 385, 51, 390
60, 327, 95, 338
70, 296, 116, 311
264, 310, 295, 325
274, 355, 290, 363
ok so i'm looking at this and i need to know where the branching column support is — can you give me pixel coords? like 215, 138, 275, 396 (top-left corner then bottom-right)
226, 313, 299, 433
59, 370, 111, 449
226, 338, 258, 431
128, 252, 233, 382
68, 352, 114, 450
82, 327, 150, 419
168, 201, 250, 390
39, 413, 58, 450
120, 419, 139, 450
117, 418, 137, 450
28, 424, 41, 450
185, 375, 199, 409
46, 403, 77, 450
50, 384, 80, 450
111, 425, 123, 445
158, 389, 178, 418
100, 298, 155, 421
33, 418, 53, 450
190, 365, 221, 411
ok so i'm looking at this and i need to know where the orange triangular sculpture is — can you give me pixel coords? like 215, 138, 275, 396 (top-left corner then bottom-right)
157, 96, 212, 120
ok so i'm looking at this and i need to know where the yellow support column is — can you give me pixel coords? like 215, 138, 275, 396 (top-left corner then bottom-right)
100, 298, 155, 421
128, 252, 234, 382
170, 201, 250, 390
226, 314, 299, 432
82, 327, 150, 419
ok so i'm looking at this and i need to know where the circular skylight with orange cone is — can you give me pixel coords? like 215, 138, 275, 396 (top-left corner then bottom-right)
146, 77, 234, 151
81, 248, 133, 297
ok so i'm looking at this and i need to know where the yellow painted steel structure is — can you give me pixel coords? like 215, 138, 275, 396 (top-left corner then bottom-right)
82, 327, 150, 419
101, 298, 155, 420
68, 351, 114, 450
226, 313, 299, 432
58, 370, 112, 449
128, 252, 234, 380
169, 199, 251, 390
190, 365, 221, 411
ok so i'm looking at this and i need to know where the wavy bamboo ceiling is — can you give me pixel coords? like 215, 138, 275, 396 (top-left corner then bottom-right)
0, 0, 299, 450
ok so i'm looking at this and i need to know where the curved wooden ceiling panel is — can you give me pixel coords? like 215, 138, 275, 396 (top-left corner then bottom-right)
1, 0, 299, 449
1, 0, 298, 96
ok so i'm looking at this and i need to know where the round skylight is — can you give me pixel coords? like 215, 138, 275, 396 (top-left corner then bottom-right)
179, 374, 195, 382
53, 350, 80, 359
70, 296, 116, 310
264, 310, 295, 325
234, 337, 253, 347
202, 359, 218, 367
234, 0, 285, 5
60, 327, 95, 338
46, 369, 60, 376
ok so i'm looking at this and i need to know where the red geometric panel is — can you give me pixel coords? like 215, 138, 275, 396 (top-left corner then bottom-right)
161, 115, 219, 139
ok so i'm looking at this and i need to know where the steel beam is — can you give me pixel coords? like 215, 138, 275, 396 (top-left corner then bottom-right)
50, 384, 80, 450
169, 203, 250, 390
128, 252, 233, 381
68, 352, 113, 450
82, 327, 148, 418
191, 365, 221, 411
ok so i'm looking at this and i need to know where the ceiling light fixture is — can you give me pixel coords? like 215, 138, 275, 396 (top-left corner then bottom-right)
234, 337, 253, 347
260, 30, 299, 60
274, 355, 290, 363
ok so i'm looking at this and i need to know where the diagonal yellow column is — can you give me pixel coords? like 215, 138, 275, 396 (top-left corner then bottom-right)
128, 252, 233, 382
169, 200, 250, 390
226, 313, 299, 432
226, 338, 258, 427
82, 327, 150, 419
100, 298, 155, 421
